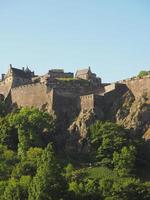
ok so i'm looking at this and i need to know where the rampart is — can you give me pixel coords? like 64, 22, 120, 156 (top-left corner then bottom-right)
53, 91, 80, 127
104, 83, 116, 93
119, 76, 150, 99
80, 94, 95, 111
47, 78, 102, 96
11, 83, 54, 111
80, 93, 104, 109
0, 79, 12, 97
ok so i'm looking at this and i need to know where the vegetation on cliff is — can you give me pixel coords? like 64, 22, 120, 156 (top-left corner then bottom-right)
138, 70, 150, 77
0, 107, 150, 199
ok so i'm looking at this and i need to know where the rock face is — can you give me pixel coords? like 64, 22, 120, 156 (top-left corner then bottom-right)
103, 90, 150, 138
144, 129, 150, 140
67, 89, 150, 152
119, 98, 150, 134
67, 110, 97, 153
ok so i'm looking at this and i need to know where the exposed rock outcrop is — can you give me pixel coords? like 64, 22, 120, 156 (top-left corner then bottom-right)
67, 110, 98, 152
67, 89, 150, 152
112, 92, 150, 137
144, 129, 150, 140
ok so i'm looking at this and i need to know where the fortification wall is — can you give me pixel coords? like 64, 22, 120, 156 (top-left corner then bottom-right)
80, 94, 94, 111
80, 94, 105, 119
47, 78, 102, 97
0, 79, 12, 97
119, 76, 150, 99
11, 83, 53, 111
104, 83, 116, 93
53, 91, 80, 129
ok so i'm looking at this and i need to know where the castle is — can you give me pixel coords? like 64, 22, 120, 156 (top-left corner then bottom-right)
0, 64, 150, 124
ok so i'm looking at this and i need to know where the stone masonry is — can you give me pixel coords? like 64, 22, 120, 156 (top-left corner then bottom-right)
0, 64, 150, 118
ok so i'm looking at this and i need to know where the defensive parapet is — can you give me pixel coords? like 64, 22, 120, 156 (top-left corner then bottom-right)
11, 83, 54, 111
80, 93, 104, 113
80, 94, 95, 111
118, 76, 150, 99
0, 78, 12, 97
46, 78, 102, 96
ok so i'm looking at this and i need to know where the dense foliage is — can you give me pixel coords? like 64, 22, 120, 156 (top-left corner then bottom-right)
0, 108, 150, 199
138, 70, 149, 77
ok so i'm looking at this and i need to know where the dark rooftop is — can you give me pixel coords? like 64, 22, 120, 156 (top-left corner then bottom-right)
11, 67, 31, 79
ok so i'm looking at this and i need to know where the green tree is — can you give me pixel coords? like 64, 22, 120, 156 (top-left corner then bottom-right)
3, 176, 31, 200
65, 163, 74, 181
110, 178, 150, 200
28, 143, 67, 200
3, 178, 22, 200
0, 181, 7, 198
138, 70, 149, 77
11, 147, 44, 179
0, 115, 18, 150
69, 179, 102, 200
88, 121, 131, 167
0, 145, 17, 180
19, 176, 32, 200
0, 100, 7, 117
113, 145, 136, 177
10, 108, 56, 159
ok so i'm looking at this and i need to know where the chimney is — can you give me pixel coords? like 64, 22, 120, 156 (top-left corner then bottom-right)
22, 67, 25, 71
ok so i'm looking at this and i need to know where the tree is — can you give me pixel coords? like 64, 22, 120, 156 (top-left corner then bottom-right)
0, 100, 7, 117
0, 145, 17, 180
28, 143, 67, 200
113, 145, 136, 177
19, 176, 32, 200
69, 179, 102, 200
110, 178, 150, 200
3, 178, 22, 200
0, 181, 7, 198
88, 121, 131, 167
0, 115, 18, 150
10, 108, 56, 159
11, 147, 44, 178
138, 70, 149, 78
2, 176, 31, 200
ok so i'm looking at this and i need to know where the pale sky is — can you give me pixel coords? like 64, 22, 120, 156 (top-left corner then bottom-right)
0, 0, 150, 82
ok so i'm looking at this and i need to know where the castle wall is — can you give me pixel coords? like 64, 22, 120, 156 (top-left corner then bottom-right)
120, 77, 150, 99
80, 94, 94, 111
77, 74, 89, 80
53, 91, 80, 129
48, 71, 73, 79
11, 83, 53, 111
12, 76, 31, 87
104, 84, 128, 108
104, 83, 116, 93
0, 78, 12, 97
47, 78, 101, 97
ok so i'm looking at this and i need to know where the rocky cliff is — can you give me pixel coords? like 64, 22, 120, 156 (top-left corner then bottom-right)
68, 87, 150, 152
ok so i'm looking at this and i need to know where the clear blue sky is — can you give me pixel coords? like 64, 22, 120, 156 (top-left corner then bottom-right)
0, 0, 150, 82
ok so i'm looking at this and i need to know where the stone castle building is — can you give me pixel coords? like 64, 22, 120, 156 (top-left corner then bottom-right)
0, 64, 150, 125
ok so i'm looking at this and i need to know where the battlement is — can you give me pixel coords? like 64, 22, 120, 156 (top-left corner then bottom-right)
80, 94, 104, 112
48, 68, 73, 79
12, 82, 46, 91
117, 76, 150, 99
11, 82, 53, 111
118, 75, 150, 84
